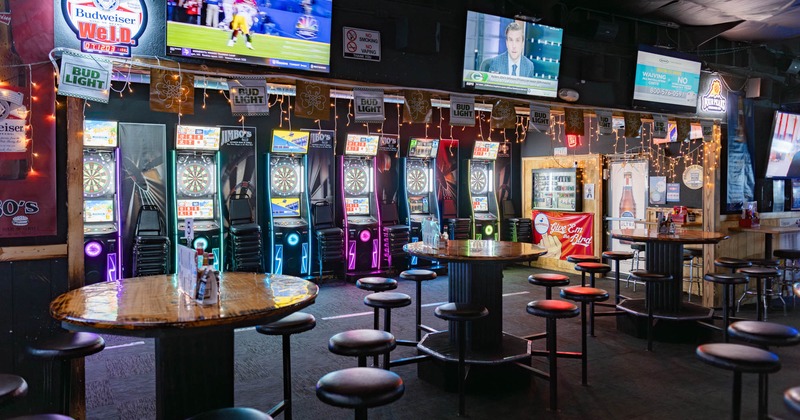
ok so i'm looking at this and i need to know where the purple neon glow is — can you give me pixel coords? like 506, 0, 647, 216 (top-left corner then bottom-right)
359, 229, 371, 242
348, 241, 356, 270
85, 241, 103, 257
373, 159, 382, 270
372, 239, 379, 268
106, 253, 117, 282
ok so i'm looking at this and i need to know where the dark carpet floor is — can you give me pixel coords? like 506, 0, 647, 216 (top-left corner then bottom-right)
84, 265, 800, 419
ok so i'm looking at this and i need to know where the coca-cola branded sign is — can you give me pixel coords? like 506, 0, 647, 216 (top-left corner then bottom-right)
61, 0, 148, 57
532, 210, 594, 260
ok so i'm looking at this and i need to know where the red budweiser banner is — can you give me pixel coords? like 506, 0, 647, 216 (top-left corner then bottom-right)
532, 210, 594, 260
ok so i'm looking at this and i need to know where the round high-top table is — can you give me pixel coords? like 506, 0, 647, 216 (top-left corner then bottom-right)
50, 272, 318, 420
404, 240, 546, 364
610, 229, 728, 320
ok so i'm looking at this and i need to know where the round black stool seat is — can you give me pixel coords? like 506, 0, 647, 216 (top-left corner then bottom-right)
27, 332, 105, 359
574, 262, 611, 274
704, 272, 749, 285
526, 300, 579, 319
696, 343, 781, 373
774, 249, 800, 260
629, 270, 672, 283
528, 273, 570, 288
356, 277, 398, 292
748, 259, 780, 268
363, 292, 412, 309
186, 407, 273, 420
434, 303, 489, 322
7, 415, 75, 420
316, 367, 404, 410
739, 266, 779, 277
630, 243, 646, 251
567, 254, 600, 264
0, 374, 28, 405
559, 286, 609, 303
256, 312, 316, 336
685, 248, 703, 258
602, 251, 633, 261
399, 269, 437, 282
329, 329, 396, 358
715, 257, 752, 270
728, 321, 800, 347
786, 386, 800, 414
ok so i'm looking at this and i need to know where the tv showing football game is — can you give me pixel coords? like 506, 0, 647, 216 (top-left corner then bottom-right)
462, 11, 563, 98
166, 0, 332, 73
632, 45, 701, 113
765, 111, 800, 178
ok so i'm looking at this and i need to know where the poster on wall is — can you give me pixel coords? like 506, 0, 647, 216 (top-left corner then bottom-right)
376, 135, 400, 205
218, 126, 257, 228
725, 93, 755, 212
437, 139, 459, 218
649, 176, 667, 205
494, 142, 512, 205
532, 211, 594, 260
608, 160, 648, 255
303, 130, 335, 203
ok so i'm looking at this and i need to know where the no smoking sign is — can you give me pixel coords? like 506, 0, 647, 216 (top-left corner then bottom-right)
343, 26, 381, 62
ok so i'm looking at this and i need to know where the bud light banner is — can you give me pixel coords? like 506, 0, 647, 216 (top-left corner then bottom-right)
532, 210, 594, 260
228, 79, 269, 117
353, 88, 384, 123
58, 51, 112, 103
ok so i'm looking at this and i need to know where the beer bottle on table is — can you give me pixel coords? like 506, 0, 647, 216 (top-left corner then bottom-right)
0, 0, 30, 180
619, 172, 636, 229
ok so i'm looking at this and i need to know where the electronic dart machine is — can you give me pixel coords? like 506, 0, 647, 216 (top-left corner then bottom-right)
468, 141, 500, 240
340, 134, 382, 275
83, 120, 121, 284
265, 130, 311, 276
399, 138, 440, 266
172, 125, 223, 271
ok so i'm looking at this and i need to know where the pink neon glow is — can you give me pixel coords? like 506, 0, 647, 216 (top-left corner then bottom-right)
359, 229, 371, 242
85, 241, 103, 257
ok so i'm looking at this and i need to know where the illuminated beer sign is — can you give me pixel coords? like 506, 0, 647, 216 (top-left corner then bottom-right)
62, 0, 148, 57
700, 78, 726, 114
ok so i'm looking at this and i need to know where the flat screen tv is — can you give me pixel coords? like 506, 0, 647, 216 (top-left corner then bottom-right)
344, 134, 379, 156
765, 111, 800, 178
462, 11, 563, 98
473, 141, 499, 160
166, 0, 332, 73
632, 45, 701, 113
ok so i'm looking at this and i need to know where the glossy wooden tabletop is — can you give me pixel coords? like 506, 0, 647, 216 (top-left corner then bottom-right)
50, 272, 318, 332
610, 229, 729, 244
404, 240, 547, 262
730, 225, 800, 235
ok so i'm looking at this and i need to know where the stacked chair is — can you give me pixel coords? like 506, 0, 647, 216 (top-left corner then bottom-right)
311, 201, 344, 277
500, 200, 532, 242
227, 195, 263, 272
379, 204, 410, 270
446, 218, 471, 240
131, 205, 170, 277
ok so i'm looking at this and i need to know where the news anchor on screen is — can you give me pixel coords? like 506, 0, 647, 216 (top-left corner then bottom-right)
482, 21, 535, 78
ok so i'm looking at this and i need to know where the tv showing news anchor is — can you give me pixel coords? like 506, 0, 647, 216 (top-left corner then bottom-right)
462, 11, 563, 98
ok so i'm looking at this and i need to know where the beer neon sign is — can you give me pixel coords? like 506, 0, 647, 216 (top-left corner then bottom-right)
62, 0, 148, 57
566, 134, 580, 148
700, 78, 726, 114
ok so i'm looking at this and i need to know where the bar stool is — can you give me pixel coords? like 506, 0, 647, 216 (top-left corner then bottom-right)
357, 277, 398, 341
316, 367, 404, 420
566, 254, 601, 286
627, 243, 646, 290
629, 270, 673, 351
785, 386, 800, 415
684, 248, 704, 302
774, 249, 800, 306
0, 374, 28, 406
695, 343, 781, 420
715, 257, 753, 273
363, 292, 413, 367
255, 312, 316, 420
399, 269, 437, 342
728, 320, 800, 419
433, 303, 488, 417
748, 258, 780, 268
526, 299, 579, 410
573, 262, 611, 336
737, 266, 781, 321
328, 329, 396, 369
27, 332, 105, 416
527, 273, 570, 300
187, 407, 273, 420
602, 251, 634, 304
704, 272, 749, 342
560, 286, 609, 385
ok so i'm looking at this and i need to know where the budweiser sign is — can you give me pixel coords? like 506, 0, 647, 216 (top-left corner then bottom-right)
61, 0, 148, 57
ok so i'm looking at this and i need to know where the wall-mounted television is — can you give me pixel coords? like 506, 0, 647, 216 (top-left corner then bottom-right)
462, 11, 563, 98
765, 110, 800, 178
345, 134, 379, 156
473, 141, 499, 160
166, 1, 332, 73
632, 45, 701, 113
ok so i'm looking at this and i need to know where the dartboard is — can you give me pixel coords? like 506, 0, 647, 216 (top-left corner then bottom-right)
344, 166, 368, 195
178, 163, 212, 197
406, 167, 428, 195
83, 160, 111, 197
271, 164, 298, 196
470, 168, 488, 195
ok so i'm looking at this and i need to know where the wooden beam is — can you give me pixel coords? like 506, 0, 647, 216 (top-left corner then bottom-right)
0, 244, 68, 261
701, 125, 722, 308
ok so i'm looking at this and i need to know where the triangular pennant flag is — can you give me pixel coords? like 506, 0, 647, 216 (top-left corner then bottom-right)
490, 99, 516, 129
623, 112, 641, 138
295, 80, 330, 120
564, 108, 584, 135
149, 68, 194, 115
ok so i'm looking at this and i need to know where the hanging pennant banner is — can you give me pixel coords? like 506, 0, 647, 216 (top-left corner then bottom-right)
652, 114, 669, 139
294, 80, 330, 120
676, 118, 691, 142
150, 68, 194, 115
227, 79, 269, 116
700, 120, 714, 142
403, 90, 432, 123
57, 51, 112, 103
353, 88, 384, 122
564, 108, 584, 136
624, 112, 641, 138
491, 99, 516, 129
596, 109, 613, 135
449, 95, 475, 126
529, 104, 550, 133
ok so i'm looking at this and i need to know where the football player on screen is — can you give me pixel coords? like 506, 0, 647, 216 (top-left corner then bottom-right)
227, 0, 257, 50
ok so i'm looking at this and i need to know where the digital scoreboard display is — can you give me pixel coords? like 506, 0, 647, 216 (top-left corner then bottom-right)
345, 197, 370, 215
345, 134, 379, 156
472, 196, 489, 212
473, 141, 499, 160
176, 125, 221, 151
84, 199, 114, 223
177, 199, 215, 219
408, 138, 440, 158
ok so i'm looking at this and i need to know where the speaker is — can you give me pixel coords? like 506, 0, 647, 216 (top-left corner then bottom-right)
746, 78, 773, 99
580, 54, 620, 82
786, 58, 800, 75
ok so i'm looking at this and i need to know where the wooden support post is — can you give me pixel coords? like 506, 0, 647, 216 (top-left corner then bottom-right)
702, 125, 722, 308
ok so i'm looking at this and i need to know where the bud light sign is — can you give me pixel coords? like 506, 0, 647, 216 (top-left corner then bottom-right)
62, 0, 148, 57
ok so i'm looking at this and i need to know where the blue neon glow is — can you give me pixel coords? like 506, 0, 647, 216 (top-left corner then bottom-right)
301, 243, 309, 274
287, 233, 300, 246
275, 245, 284, 274
193, 237, 208, 250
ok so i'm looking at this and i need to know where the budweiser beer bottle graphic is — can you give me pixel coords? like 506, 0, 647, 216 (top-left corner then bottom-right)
619, 172, 636, 229
0, 0, 30, 180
